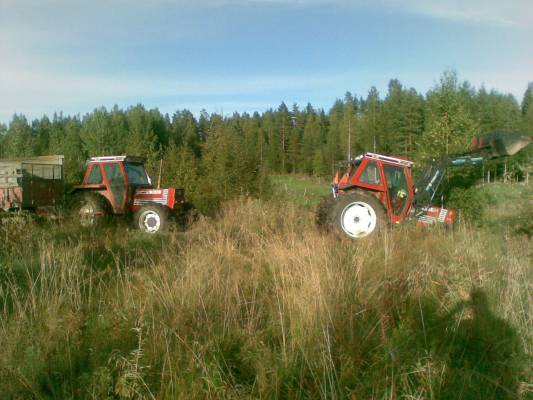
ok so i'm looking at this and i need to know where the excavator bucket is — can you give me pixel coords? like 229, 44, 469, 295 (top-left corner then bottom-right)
470, 130, 532, 157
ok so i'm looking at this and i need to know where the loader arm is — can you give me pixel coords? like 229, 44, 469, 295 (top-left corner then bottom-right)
412, 156, 483, 212
413, 130, 531, 213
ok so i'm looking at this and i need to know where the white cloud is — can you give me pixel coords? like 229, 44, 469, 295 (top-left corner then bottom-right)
3, 0, 532, 29
391, 0, 533, 28
209, 0, 533, 28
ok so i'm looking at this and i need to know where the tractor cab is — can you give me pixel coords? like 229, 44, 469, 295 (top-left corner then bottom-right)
334, 153, 415, 224
77, 156, 152, 214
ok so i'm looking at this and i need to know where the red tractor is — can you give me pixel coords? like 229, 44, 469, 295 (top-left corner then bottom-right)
69, 155, 188, 233
0, 154, 188, 233
316, 131, 532, 239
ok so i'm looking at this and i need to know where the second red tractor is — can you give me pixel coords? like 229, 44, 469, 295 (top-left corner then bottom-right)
317, 131, 531, 239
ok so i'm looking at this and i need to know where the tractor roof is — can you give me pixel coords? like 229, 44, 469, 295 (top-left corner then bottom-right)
88, 155, 146, 164
365, 152, 414, 167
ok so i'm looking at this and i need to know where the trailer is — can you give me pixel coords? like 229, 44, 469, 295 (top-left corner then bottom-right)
0, 155, 64, 214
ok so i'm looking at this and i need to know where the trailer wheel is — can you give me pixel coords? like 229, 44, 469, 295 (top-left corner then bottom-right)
318, 191, 387, 239
69, 192, 109, 228
134, 205, 168, 234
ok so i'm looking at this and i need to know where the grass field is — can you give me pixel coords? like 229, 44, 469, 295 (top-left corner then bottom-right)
0, 177, 531, 399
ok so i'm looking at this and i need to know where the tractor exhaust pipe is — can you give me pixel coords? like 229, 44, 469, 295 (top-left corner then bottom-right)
470, 130, 532, 157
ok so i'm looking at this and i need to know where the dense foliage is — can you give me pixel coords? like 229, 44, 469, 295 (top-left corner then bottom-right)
0, 71, 531, 213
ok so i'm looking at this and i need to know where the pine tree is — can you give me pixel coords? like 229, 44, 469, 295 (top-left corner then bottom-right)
34, 116, 51, 155
0, 123, 7, 158
522, 84, 533, 134
382, 80, 424, 158
4, 114, 34, 157
163, 141, 200, 205
342, 92, 359, 158
476, 87, 521, 132
125, 105, 160, 177
359, 87, 384, 153
171, 110, 201, 156
262, 110, 282, 173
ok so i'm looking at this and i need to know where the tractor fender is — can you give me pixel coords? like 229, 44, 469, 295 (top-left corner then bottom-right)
67, 189, 112, 212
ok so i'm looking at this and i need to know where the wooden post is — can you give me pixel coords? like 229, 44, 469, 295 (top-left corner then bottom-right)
503, 160, 507, 183
157, 159, 163, 189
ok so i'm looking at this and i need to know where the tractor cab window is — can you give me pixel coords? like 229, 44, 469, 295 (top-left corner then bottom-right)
384, 164, 409, 215
86, 165, 103, 184
359, 161, 381, 185
124, 163, 151, 185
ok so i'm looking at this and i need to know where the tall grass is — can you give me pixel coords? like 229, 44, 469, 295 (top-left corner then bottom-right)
0, 199, 531, 399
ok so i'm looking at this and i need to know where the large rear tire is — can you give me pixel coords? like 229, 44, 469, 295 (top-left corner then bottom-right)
316, 191, 387, 239
69, 192, 110, 228
134, 205, 168, 234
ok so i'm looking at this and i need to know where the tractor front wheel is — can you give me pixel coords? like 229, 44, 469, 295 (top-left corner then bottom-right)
134, 205, 168, 234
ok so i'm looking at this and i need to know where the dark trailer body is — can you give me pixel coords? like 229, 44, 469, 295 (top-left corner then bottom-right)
0, 155, 64, 212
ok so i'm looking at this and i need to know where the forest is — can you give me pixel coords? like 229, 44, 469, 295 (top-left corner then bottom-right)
1, 71, 532, 213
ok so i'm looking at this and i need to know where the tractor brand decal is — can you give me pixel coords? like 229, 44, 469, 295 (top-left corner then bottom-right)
417, 214, 437, 224
417, 207, 452, 225
133, 189, 169, 206
136, 189, 163, 195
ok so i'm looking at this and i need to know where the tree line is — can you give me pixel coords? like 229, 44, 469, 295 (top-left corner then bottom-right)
0, 71, 532, 212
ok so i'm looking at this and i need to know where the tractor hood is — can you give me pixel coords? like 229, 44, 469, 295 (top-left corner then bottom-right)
470, 130, 532, 157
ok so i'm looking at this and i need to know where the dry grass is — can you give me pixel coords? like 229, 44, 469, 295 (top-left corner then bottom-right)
0, 198, 531, 399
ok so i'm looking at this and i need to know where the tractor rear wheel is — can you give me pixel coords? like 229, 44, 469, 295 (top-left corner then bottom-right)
317, 191, 387, 239
134, 205, 168, 234
69, 192, 109, 228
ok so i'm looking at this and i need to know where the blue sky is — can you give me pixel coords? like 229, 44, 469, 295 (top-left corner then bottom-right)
0, 0, 532, 122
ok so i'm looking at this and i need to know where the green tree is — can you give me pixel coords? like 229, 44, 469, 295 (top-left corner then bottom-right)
418, 71, 478, 162
49, 115, 85, 183
0, 122, 8, 157
4, 114, 34, 157
171, 110, 201, 156
522, 84, 533, 134
476, 87, 521, 132
359, 87, 385, 153
163, 141, 201, 206
81, 106, 127, 156
125, 105, 161, 177
382, 81, 424, 157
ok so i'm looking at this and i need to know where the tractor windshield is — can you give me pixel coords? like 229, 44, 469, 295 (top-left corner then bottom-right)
124, 163, 151, 186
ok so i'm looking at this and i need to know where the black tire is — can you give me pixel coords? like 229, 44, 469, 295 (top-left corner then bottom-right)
68, 192, 110, 228
175, 201, 198, 230
316, 195, 337, 231
134, 204, 169, 234
317, 191, 387, 239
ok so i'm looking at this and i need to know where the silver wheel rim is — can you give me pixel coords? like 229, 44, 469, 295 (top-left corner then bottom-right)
340, 201, 377, 238
139, 210, 161, 233
79, 203, 96, 227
